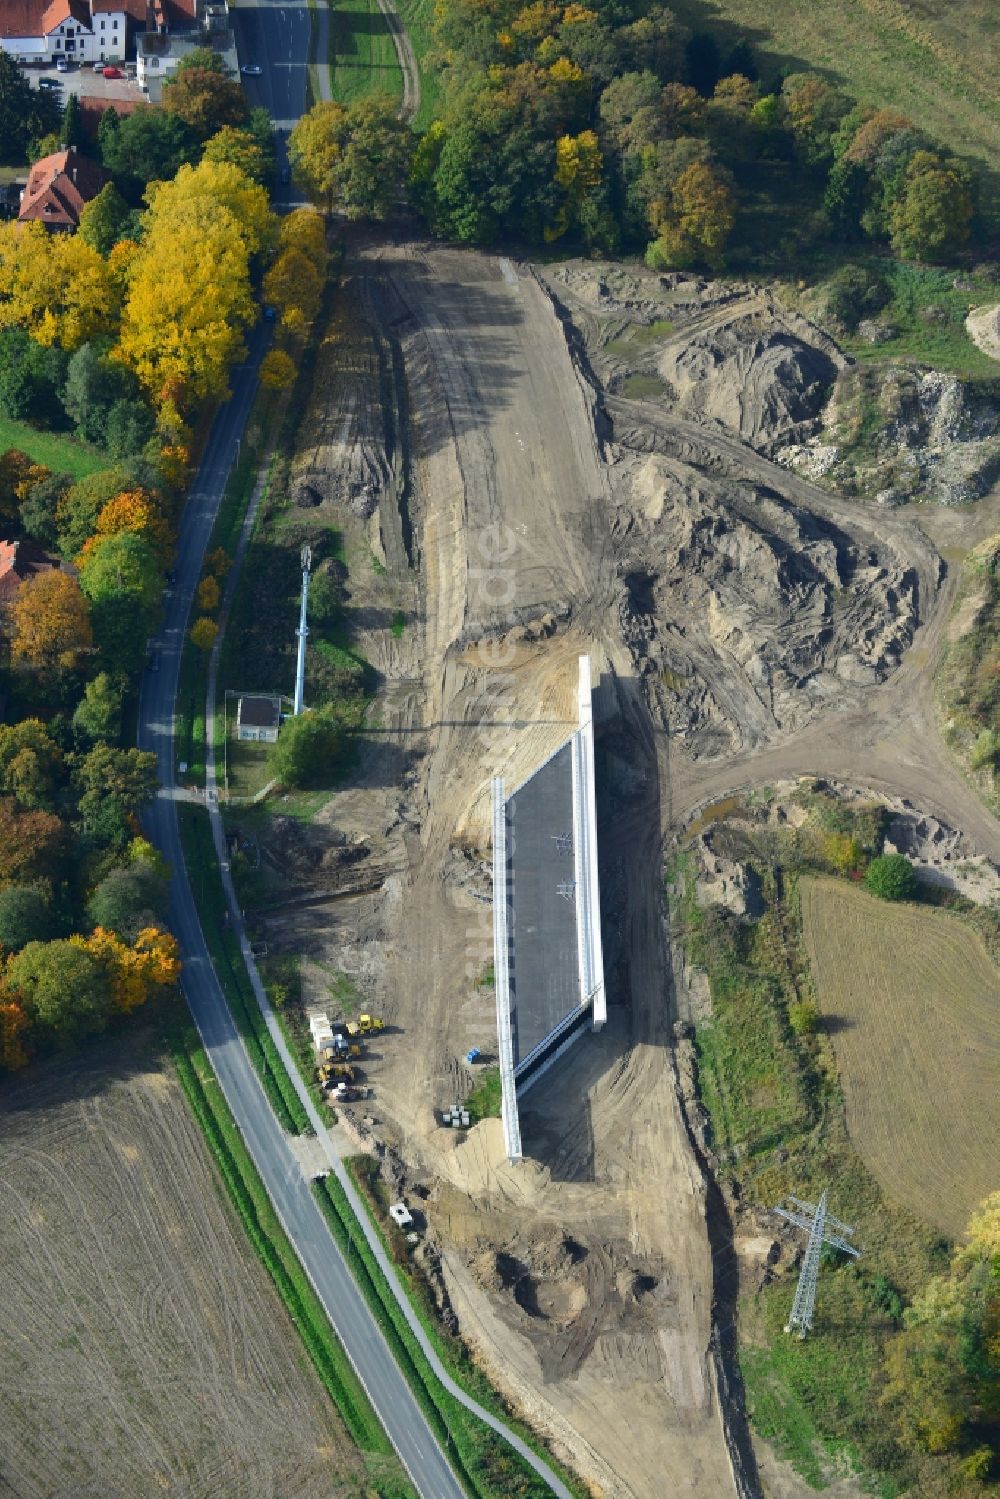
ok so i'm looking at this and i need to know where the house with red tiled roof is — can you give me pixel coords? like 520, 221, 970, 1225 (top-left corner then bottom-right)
0, 0, 147, 63
18, 147, 108, 230
77, 93, 139, 138
0, 539, 61, 611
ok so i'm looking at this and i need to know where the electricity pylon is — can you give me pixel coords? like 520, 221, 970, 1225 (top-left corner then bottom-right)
771, 1189, 860, 1337
293, 544, 312, 716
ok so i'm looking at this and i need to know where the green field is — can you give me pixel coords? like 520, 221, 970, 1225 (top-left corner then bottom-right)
329, 0, 403, 106
0, 416, 106, 479
669, 0, 1000, 192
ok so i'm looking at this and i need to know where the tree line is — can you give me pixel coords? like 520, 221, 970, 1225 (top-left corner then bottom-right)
283, 4, 981, 271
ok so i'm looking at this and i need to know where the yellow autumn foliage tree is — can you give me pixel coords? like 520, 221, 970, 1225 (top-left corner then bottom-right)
546, 128, 602, 240
278, 206, 328, 261
144, 159, 278, 259
0, 222, 116, 350
71, 925, 180, 1014
116, 204, 255, 409
260, 349, 296, 389
196, 574, 220, 612
263, 248, 323, 336
189, 615, 217, 651
94, 489, 173, 563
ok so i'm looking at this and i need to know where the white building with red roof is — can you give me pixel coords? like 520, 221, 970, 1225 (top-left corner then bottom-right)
0, 0, 147, 64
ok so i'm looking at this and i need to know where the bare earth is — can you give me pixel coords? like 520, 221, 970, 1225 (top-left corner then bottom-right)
0, 1029, 355, 1499
261, 244, 1000, 1498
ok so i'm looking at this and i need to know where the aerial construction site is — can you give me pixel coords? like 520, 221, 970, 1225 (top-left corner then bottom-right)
259, 235, 1000, 1499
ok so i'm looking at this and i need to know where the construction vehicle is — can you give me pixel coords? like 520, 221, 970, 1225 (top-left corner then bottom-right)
321, 1039, 362, 1062
318, 1062, 357, 1083
357, 1014, 384, 1034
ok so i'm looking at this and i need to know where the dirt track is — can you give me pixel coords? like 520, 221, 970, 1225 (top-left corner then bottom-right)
277, 239, 1000, 1498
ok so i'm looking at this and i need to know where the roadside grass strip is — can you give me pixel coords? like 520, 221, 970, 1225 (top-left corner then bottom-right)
316, 1164, 589, 1499
171, 1027, 389, 1457
178, 803, 309, 1135
329, 0, 403, 106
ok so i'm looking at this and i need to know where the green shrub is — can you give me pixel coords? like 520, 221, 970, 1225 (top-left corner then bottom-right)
863, 853, 917, 902
969, 727, 1000, 772
788, 999, 820, 1036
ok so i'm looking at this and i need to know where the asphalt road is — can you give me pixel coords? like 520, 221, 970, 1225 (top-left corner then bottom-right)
137, 335, 466, 1499
231, 0, 329, 128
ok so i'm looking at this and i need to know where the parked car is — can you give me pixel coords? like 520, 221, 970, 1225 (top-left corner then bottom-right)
240, 63, 262, 75
92, 60, 104, 71
38, 77, 61, 90
102, 65, 123, 78
55, 56, 69, 71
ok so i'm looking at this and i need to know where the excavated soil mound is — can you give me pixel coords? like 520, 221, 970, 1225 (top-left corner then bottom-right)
658, 317, 840, 453
966, 303, 1000, 364
616, 453, 918, 758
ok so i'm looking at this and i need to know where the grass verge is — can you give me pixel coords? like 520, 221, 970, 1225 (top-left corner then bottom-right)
0, 416, 106, 479
170, 1020, 394, 1460
395, 0, 438, 128
315, 1162, 588, 1499
329, 0, 403, 106
178, 803, 309, 1134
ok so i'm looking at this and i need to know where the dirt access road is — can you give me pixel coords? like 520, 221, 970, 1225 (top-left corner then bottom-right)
332, 239, 746, 1498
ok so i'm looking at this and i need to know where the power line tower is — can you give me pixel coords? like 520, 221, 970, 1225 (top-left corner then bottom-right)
771, 1189, 860, 1337
293, 544, 312, 716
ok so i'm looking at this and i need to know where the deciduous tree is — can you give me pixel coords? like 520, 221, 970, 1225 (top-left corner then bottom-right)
116, 207, 254, 409
196, 574, 220, 612
161, 66, 248, 140
260, 349, 297, 389
78, 182, 135, 256
72, 924, 179, 1012
889, 151, 973, 262
0, 886, 52, 952
0, 800, 70, 887
263, 248, 322, 335
0, 223, 117, 351
6, 938, 110, 1047
144, 158, 277, 258
0, 719, 63, 810
645, 158, 734, 268
203, 125, 268, 183
11, 570, 93, 677
72, 671, 123, 745
189, 615, 217, 651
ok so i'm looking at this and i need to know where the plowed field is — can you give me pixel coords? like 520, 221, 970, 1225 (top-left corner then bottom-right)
0, 1029, 359, 1499
800, 876, 1000, 1236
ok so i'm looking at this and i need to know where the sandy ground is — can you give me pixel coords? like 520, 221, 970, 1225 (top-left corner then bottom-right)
262, 241, 1000, 1499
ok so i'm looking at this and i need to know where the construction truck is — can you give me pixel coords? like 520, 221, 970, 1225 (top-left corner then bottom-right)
357, 1014, 384, 1034
321, 1039, 362, 1061
318, 1062, 357, 1083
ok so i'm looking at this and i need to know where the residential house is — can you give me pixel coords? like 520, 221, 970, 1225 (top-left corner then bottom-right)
1, 0, 150, 65
18, 146, 108, 230
0, 538, 61, 614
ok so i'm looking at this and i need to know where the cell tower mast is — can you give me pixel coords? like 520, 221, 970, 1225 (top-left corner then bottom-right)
771, 1189, 860, 1337
293, 544, 311, 716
